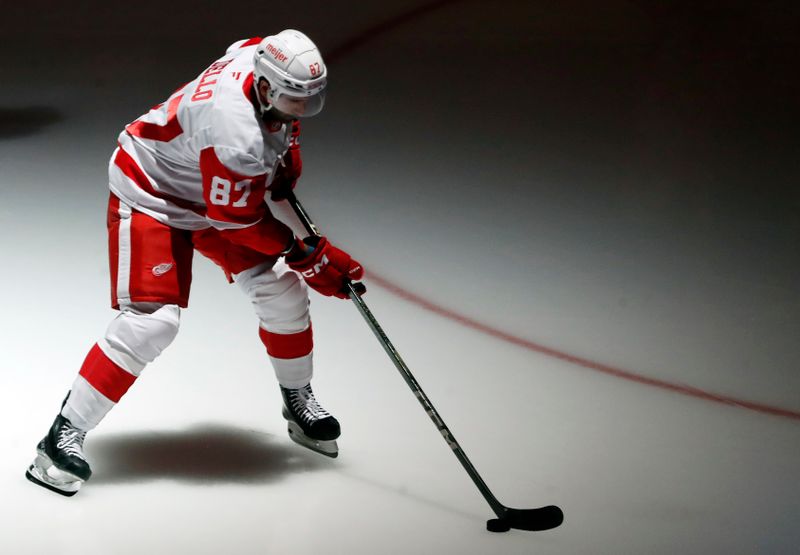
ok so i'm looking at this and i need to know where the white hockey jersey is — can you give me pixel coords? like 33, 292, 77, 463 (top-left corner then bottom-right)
109, 37, 294, 255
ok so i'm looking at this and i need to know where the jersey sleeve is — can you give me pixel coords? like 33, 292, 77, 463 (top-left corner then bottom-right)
200, 146, 293, 255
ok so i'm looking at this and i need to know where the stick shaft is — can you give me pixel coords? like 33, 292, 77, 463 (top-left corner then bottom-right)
285, 192, 506, 517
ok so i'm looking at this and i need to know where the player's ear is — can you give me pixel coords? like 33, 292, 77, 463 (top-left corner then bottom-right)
258, 78, 270, 101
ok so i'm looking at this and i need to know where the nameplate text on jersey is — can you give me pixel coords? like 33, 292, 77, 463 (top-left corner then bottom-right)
191, 60, 232, 102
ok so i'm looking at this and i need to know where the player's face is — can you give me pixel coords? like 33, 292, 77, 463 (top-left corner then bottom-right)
258, 79, 325, 120
279, 96, 309, 116
273, 91, 325, 119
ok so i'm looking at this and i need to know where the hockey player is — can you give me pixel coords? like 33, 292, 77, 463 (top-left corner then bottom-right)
26, 30, 363, 496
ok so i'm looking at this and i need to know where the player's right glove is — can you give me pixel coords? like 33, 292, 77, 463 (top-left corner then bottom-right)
286, 236, 365, 299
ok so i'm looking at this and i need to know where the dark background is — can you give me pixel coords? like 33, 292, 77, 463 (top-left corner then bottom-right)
2, 2, 799, 553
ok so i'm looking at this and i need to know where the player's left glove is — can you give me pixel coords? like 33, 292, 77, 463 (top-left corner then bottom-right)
286, 236, 365, 299
269, 119, 302, 201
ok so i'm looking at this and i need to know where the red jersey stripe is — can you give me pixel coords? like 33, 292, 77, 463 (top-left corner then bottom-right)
126, 94, 184, 142
113, 147, 206, 215
242, 71, 258, 108
239, 37, 263, 48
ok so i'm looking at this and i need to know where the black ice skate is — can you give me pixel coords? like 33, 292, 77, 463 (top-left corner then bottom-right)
25, 413, 92, 497
281, 384, 340, 458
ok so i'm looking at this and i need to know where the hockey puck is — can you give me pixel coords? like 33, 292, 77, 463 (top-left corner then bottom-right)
486, 518, 511, 533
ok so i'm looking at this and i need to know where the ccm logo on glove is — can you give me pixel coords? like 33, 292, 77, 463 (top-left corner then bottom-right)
287, 236, 365, 299
301, 254, 329, 278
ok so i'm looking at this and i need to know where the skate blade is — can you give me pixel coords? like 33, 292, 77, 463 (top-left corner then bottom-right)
287, 421, 338, 458
25, 454, 83, 496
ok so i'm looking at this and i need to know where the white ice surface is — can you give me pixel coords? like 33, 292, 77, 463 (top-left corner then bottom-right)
1, 2, 799, 554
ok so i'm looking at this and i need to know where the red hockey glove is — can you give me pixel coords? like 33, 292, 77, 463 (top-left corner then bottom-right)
287, 236, 365, 299
269, 120, 302, 202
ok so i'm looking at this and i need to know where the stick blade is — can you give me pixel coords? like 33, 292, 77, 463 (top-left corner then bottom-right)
503, 505, 564, 531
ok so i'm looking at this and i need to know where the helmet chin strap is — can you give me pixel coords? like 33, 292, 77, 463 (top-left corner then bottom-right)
261, 105, 294, 124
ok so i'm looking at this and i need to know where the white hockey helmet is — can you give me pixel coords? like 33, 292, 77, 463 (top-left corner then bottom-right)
253, 30, 327, 118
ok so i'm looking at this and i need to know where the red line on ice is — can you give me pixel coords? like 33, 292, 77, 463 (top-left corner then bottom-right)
366, 271, 800, 422
325, 2, 800, 422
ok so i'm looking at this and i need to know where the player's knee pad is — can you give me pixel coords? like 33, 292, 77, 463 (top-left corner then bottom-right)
102, 303, 181, 372
235, 262, 310, 333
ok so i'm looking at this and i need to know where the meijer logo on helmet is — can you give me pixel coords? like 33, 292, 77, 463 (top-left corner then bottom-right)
266, 43, 288, 63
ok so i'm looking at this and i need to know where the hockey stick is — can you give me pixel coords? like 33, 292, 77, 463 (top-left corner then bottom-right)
285, 191, 564, 533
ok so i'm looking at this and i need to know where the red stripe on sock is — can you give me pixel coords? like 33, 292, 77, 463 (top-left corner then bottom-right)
78, 344, 137, 403
259, 325, 313, 359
